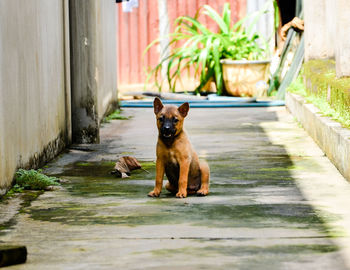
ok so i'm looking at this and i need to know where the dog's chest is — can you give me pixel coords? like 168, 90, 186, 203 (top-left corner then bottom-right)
166, 150, 178, 164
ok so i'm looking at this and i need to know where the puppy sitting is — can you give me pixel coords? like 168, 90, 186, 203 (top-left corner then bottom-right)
148, 97, 210, 198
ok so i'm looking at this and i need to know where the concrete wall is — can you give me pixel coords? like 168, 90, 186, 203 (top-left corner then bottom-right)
0, 0, 71, 190
0, 0, 117, 190
304, 0, 328, 60
96, 0, 118, 120
304, 0, 350, 77
335, 0, 350, 77
325, 0, 336, 59
70, 0, 117, 144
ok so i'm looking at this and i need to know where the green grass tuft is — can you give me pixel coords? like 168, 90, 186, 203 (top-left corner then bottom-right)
5, 184, 24, 196
287, 75, 306, 96
288, 65, 350, 129
103, 109, 131, 123
15, 169, 60, 190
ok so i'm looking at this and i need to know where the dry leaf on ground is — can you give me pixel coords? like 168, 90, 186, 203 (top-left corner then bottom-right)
111, 156, 142, 178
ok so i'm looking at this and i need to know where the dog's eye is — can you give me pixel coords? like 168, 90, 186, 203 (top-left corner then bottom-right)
158, 116, 164, 122
173, 117, 179, 123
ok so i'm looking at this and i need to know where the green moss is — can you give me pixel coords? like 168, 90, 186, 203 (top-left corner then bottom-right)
28, 201, 327, 229
4, 184, 24, 197
26, 156, 333, 237
120, 151, 135, 155
102, 109, 131, 123
76, 162, 91, 167
1, 184, 25, 201
259, 165, 301, 172
289, 60, 350, 128
151, 244, 338, 257
0, 189, 43, 235
27, 158, 327, 229
146, 244, 341, 269
287, 75, 307, 96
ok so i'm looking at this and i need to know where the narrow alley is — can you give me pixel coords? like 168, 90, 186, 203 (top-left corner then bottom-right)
2, 107, 350, 269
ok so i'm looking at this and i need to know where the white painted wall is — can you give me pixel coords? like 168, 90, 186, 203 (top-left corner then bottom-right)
0, 0, 70, 190
0, 0, 118, 191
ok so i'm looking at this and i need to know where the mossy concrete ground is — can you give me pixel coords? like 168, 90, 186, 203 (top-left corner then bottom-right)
1, 107, 350, 269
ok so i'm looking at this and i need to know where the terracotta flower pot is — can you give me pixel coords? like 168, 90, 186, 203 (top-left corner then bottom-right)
220, 59, 270, 97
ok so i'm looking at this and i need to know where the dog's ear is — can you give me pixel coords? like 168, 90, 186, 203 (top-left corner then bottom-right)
178, 102, 189, 117
153, 97, 164, 114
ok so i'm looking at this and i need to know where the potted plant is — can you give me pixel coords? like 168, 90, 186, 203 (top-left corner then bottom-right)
145, 2, 273, 96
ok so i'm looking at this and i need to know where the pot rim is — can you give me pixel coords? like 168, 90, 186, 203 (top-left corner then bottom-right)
220, 59, 271, 65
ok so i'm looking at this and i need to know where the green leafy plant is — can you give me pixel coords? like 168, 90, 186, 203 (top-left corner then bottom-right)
145, 2, 273, 95
15, 169, 60, 190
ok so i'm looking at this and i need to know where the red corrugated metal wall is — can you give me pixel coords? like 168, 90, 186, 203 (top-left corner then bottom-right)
117, 0, 246, 90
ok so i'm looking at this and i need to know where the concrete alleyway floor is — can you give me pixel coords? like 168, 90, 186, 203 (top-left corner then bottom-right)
2, 106, 350, 269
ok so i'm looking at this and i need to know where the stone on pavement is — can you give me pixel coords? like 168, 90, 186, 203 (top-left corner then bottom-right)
0, 245, 27, 267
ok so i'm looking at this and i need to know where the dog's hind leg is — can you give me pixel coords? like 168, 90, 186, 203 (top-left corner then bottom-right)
197, 160, 210, 196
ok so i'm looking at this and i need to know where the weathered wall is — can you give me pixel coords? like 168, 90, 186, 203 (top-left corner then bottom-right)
335, 0, 350, 77
0, 0, 118, 190
0, 0, 71, 190
304, 0, 350, 77
325, 0, 336, 59
304, 0, 328, 60
70, 0, 117, 143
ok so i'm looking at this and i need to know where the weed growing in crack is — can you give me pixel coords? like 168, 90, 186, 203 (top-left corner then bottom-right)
15, 169, 60, 190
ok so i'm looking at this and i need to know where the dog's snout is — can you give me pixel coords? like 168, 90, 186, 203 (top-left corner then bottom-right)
162, 119, 172, 131
160, 120, 175, 138
161, 125, 172, 134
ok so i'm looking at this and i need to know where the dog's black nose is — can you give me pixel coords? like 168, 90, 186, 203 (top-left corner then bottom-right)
163, 126, 170, 131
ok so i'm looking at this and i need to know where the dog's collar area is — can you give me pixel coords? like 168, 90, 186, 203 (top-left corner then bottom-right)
159, 133, 180, 146
160, 134, 175, 141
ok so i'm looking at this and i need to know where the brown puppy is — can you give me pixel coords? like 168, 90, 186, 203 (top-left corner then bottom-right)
148, 97, 210, 198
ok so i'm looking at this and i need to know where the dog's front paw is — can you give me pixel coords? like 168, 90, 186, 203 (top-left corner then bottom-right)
176, 190, 187, 198
196, 188, 209, 196
148, 190, 161, 197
